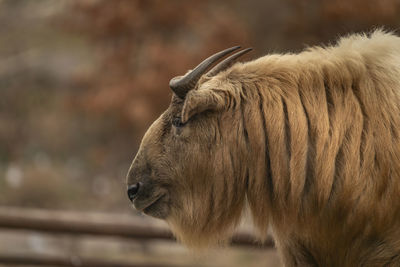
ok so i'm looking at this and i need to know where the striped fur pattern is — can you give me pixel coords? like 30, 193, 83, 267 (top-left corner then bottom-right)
127, 30, 400, 266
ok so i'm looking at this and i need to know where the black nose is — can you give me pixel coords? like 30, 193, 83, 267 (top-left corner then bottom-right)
127, 183, 141, 202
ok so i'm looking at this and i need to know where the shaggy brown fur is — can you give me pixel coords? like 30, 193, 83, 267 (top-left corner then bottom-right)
127, 30, 400, 266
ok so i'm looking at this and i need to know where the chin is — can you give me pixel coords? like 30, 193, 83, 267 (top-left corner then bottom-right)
141, 195, 170, 219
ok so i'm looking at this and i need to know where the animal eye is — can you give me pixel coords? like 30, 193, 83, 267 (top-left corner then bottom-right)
172, 117, 185, 128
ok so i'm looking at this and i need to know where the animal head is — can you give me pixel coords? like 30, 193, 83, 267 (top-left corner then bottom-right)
126, 47, 253, 248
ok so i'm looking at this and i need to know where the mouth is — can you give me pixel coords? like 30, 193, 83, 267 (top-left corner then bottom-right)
133, 193, 165, 212
143, 195, 165, 215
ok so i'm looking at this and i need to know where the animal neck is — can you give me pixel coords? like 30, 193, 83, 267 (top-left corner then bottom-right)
236, 71, 309, 238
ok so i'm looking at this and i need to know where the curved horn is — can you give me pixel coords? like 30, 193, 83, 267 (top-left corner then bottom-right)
169, 46, 241, 99
206, 48, 253, 77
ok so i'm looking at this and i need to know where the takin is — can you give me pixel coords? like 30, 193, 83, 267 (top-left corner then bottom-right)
126, 30, 400, 266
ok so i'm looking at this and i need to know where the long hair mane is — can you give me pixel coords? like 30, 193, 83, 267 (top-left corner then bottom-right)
167, 31, 400, 263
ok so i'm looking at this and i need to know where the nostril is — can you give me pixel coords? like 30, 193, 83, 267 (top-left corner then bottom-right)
127, 182, 141, 202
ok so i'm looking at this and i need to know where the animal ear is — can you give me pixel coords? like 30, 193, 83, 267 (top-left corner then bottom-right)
181, 89, 226, 123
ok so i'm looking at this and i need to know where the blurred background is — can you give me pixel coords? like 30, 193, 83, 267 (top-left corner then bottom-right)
0, 0, 400, 266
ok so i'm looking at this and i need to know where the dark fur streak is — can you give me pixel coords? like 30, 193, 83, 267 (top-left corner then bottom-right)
351, 81, 367, 166
324, 80, 334, 137
240, 84, 250, 147
216, 117, 222, 142
245, 168, 250, 193
229, 150, 243, 208
218, 168, 230, 226
229, 151, 236, 203
295, 239, 319, 266
281, 97, 292, 201
282, 97, 292, 165
298, 90, 313, 199
203, 185, 215, 231
239, 100, 250, 149
328, 136, 345, 204
255, 83, 274, 202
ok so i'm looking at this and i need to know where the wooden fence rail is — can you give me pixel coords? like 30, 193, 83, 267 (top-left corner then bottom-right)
0, 254, 180, 267
0, 207, 274, 266
0, 207, 274, 248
